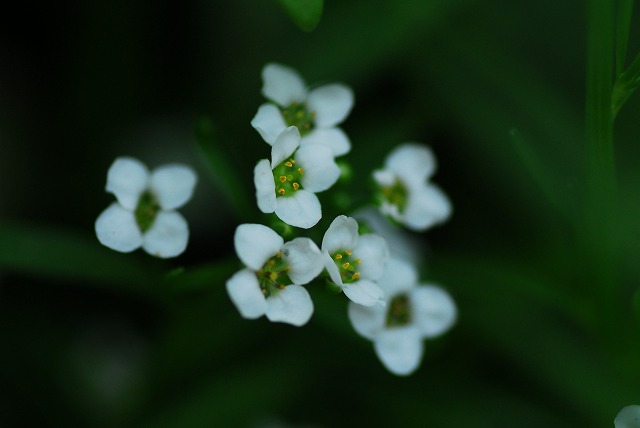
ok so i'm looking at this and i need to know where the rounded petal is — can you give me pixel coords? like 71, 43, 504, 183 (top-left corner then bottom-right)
281, 238, 324, 285
374, 326, 423, 376
296, 144, 340, 192
150, 164, 197, 210
403, 184, 452, 231
307, 84, 354, 127
95, 203, 143, 253
348, 301, 386, 340
262, 63, 307, 106
323, 251, 344, 287
251, 103, 287, 145
353, 234, 389, 280
105, 157, 149, 210
271, 126, 301, 168
266, 284, 314, 326
142, 211, 189, 258
411, 285, 457, 338
254, 159, 277, 213
385, 144, 436, 184
377, 258, 418, 297
274, 190, 321, 229
301, 127, 351, 157
234, 223, 283, 270
226, 269, 267, 319
343, 279, 385, 307
321, 215, 358, 254
372, 169, 396, 187
615, 405, 640, 428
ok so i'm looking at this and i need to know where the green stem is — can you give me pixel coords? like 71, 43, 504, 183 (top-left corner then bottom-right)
615, 0, 635, 76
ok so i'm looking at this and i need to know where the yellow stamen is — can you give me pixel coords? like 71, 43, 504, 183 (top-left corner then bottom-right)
269, 272, 279, 281
290, 158, 296, 164
356, 258, 361, 264
293, 182, 300, 190
284, 161, 293, 167
278, 188, 286, 195
276, 252, 281, 258
345, 250, 352, 256
279, 284, 286, 289
279, 175, 287, 182
268, 260, 275, 266
335, 254, 343, 260
351, 272, 360, 280
297, 167, 303, 174
342, 262, 350, 269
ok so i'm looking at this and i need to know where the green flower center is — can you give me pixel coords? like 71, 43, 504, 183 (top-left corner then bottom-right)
330, 249, 361, 284
257, 252, 291, 297
281, 102, 315, 136
134, 190, 161, 233
272, 156, 304, 198
379, 178, 409, 212
386, 293, 411, 327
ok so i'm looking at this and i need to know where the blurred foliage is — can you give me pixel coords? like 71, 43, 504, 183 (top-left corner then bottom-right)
1, 0, 639, 427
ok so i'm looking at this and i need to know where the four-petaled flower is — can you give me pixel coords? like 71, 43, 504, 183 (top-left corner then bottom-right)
226, 223, 325, 326
254, 126, 340, 229
348, 258, 456, 376
321, 215, 389, 307
95, 157, 197, 258
251, 63, 354, 158
373, 144, 452, 231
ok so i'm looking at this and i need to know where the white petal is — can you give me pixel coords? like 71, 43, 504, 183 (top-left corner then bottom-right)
105, 157, 149, 210
234, 223, 283, 271
296, 144, 340, 192
149, 164, 197, 210
410, 285, 457, 338
226, 269, 267, 319
372, 169, 396, 187
262, 63, 307, 106
321, 215, 358, 254
274, 190, 321, 229
377, 258, 418, 297
301, 127, 351, 157
323, 251, 344, 286
266, 284, 314, 326
385, 144, 436, 184
254, 159, 277, 213
281, 238, 324, 285
251, 103, 287, 145
353, 234, 389, 280
271, 126, 301, 168
374, 326, 423, 376
142, 211, 189, 258
95, 203, 143, 253
343, 279, 385, 307
347, 301, 386, 340
403, 184, 452, 231
615, 405, 640, 428
307, 84, 354, 127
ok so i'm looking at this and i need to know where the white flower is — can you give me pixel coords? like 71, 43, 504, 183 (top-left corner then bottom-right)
254, 126, 340, 229
95, 157, 197, 258
373, 144, 452, 231
251, 63, 354, 157
321, 215, 389, 307
226, 223, 325, 326
348, 258, 456, 376
616, 406, 640, 428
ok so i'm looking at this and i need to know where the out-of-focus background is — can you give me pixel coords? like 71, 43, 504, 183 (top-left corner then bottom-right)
1, 0, 639, 426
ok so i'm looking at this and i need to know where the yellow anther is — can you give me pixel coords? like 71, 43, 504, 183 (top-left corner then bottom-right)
298, 167, 303, 174
287, 175, 293, 181
356, 258, 361, 264
276, 252, 281, 258
290, 159, 296, 164
293, 182, 300, 190
342, 262, 350, 269
345, 250, 352, 256
335, 254, 343, 260
296, 111, 304, 118
351, 272, 360, 280
269, 272, 279, 281
279, 284, 286, 289
268, 260, 275, 266
284, 161, 293, 167
279, 175, 287, 182
262, 289, 267, 295
278, 188, 286, 195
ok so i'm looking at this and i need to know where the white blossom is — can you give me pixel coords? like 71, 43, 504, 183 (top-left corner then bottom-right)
251, 63, 354, 157
254, 126, 340, 229
373, 144, 451, 231
348, 258, 456, 376
95, 157, 197, 258
616, 406, 640, 428
226, 223, 324, 326
321, 215, 389, 307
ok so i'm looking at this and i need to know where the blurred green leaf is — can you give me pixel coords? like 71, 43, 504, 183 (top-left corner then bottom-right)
277, 0, 323, 31
615, 0, 635, 76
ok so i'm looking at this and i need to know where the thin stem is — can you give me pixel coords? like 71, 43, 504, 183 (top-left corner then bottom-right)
615, 0, 635, 76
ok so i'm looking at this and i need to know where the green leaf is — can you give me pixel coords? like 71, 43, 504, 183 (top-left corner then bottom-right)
277, 0, 323, 31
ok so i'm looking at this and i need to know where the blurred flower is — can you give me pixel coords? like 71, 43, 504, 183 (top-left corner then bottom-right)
251, 62, 354, 157
348, 258, 456, 375
95, 157, 197, 258
373, 144, 451, 231
321, 215, 389, 307
226, 223, 324, 326
615, 405, 640, 428
254, 126, 340, 229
